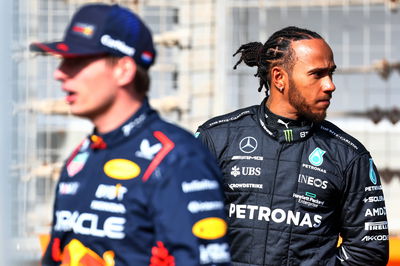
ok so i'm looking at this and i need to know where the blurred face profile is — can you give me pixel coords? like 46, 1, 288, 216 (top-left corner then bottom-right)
287, 39, 336, 123
54, 55, 119, 120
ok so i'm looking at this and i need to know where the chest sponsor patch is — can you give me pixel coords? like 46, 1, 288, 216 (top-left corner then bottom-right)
192, 217, 227, 240
103, 159, 141, 180
308, 147, 326, 166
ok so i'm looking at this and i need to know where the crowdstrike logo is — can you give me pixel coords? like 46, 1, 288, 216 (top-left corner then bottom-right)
239, 136, 258, 153
100, 35, 135, 56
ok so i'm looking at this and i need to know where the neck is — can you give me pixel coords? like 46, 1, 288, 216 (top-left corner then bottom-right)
266, 94, 299, 120
92, 95, 144, 134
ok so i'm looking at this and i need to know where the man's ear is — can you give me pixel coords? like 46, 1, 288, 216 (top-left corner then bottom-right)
271, 66, 287, 92
113, 56, 137, 87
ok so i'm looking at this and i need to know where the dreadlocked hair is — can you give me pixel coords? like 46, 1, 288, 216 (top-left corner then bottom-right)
233, 26, 323, 94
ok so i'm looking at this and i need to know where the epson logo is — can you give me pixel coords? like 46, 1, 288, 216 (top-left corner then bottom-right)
100, 35, 135, 56
229, 203, 322, 228
365, 207, 386, 217
361, 235, 388, 242
298, 174, 328, 189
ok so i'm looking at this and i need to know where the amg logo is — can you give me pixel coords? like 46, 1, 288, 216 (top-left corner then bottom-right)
364, 221, 388, 231
298, 174, 328, 189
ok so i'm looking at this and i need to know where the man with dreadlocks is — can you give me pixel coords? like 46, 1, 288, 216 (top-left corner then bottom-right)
196, 26, 389, 265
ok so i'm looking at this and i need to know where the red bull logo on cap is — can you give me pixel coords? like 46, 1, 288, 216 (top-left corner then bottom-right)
72, 23, 95, 38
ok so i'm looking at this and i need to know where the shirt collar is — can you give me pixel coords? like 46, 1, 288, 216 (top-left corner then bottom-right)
89, 98, 157, 149
257, 97, 315, 143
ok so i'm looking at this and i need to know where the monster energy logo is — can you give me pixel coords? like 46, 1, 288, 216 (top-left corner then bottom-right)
283, 129, 293, 142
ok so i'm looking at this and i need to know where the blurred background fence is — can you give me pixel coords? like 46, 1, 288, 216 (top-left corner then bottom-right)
9, 0, 400, 264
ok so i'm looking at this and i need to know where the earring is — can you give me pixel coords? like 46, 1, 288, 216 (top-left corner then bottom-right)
278, 87, 284, 92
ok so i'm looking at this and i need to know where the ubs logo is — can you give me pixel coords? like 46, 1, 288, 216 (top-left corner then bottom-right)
239, 136, 258, 154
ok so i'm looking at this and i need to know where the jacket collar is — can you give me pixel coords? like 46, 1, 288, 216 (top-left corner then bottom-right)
89, 98, 158, 149
257, 97, 314, 143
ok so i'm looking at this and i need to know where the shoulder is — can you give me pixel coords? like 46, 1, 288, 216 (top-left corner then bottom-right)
198, 104, 258, 131
315, 120, 368, 155
148, 117, 212, 159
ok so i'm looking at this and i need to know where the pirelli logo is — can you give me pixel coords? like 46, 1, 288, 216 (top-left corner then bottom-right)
364, 221, 388, 231
283, 129, 293, 142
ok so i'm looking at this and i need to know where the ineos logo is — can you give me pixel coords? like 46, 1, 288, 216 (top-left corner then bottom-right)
239, 136, 258, 154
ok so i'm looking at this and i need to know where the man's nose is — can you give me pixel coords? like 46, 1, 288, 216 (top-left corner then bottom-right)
322, 77, 336, 92
53, 64, 67, 82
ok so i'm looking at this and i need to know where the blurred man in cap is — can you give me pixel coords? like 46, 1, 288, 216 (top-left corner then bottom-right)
31, 3, 230, 265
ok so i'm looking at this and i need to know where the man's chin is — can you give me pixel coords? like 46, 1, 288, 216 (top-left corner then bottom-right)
301, 111, 326, 123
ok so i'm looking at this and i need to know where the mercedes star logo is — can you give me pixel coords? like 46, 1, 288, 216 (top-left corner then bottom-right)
239, 136, 258, 153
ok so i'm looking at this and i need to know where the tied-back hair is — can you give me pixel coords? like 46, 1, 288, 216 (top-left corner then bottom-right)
233, 26, 323, 95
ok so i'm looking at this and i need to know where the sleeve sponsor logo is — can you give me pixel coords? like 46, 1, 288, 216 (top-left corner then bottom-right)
229, 203, 322, 228
103, 159, 141, 180
308, 147, 326, 166
59, 182, 80, 195
199, 243, 230, 264
298, 174, 328, 189
192, 217, 227, 240
361, 235, 388, 241
187, 201, 224, 213
369, 159, 378, 185
228, 183, 263, 191
181, 179, 219, 193
365, 207, 386, 217
365, 185, 382, 192
54, 210, 125, 239
363, 196, 385, 203
364, 221, 388, 231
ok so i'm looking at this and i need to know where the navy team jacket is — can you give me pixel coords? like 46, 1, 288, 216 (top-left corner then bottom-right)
42, 99, 231, 266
